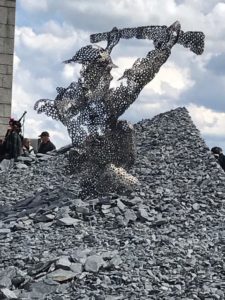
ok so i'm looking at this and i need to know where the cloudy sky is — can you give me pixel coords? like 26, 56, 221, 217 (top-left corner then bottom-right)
12, 0, 225, 149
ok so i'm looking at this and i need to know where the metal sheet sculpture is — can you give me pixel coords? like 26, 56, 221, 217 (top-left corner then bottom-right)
34, 21, 205, 197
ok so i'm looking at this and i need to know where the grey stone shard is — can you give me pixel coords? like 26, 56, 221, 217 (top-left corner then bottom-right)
47, 269, 77, 282
108, 255, 123, 268
69, 263, 83, 274
21, 280, 59, 299
17, 156, 33, 163
0, 159, 13, 172
84, 255, 105, 273
0, 276, 11, 289
0, 267, 17, 288
56, 256, 71, 270
70, 249, 91, 264
57, 216, 80, 226
138, 206, 150, 221
192, 203, 200, 211
0, 288, 18, 299
28, 260, 56, 276
0, 228, 11, 235
15, 163, 28, 169
124, 209, 137, 223
117, 199, 126, 211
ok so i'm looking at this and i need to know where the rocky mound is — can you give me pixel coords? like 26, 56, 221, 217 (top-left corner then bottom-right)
0, 107, 225, 300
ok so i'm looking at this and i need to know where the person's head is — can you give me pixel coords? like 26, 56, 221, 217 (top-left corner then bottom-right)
211, 146, 223, 157
8, 118, 14, 128
39, 131, 50, 143
12, 120, 21, 133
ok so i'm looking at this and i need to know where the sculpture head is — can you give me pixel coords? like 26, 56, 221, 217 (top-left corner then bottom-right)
64, 44, 117, 69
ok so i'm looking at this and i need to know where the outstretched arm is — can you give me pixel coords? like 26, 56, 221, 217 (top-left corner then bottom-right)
105, 47, 171, 120
104, 20, 204, 119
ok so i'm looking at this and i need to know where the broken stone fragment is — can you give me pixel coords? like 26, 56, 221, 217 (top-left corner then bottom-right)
192, 203, 200, 211
69, 263, 83, 274
17, 156, 33, 163
15, 163, 28, 170
0, 288, 18, 299
108, 255, 122, 268
121, 196, 143, 206
55, 256, 71, 270
84, 255, 105, 273
0, 267, 18, 288
27, 260, 56, 276
70, 249, 91, 264
124, 209, 137, 223
47, 269, 77, 282
0, 228, 11, 235
138, 206, 150, 221
101, 250, 119, 260
23, 279, 59, 298
116, 215, 128, 227
117, 199, 126, 211
0, 276, 11, 289
57, 216, 80, 226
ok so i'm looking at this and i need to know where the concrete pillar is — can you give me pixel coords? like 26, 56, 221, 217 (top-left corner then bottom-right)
0, 0, 16, 139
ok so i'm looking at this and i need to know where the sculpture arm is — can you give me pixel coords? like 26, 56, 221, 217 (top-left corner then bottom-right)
105, 48, 171, 119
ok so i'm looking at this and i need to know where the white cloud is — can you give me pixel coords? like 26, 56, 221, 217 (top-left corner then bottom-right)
188, 103, 225, 136
19, 0, 48, 12
62, 64, 81, 82
15, 26, 81, 58
145, 62, 194, 96
12, 0, 225, 148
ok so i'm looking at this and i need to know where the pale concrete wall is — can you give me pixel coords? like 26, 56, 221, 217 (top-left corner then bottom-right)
0, 0, 16, 139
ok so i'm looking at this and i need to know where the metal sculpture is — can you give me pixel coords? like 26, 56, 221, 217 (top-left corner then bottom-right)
34, 21, 205, 197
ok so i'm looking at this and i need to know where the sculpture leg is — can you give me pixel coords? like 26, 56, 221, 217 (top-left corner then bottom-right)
70, 120, 138, 197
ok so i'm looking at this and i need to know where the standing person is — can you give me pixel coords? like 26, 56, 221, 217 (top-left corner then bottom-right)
211, 146, 225, 171
4, 120, 22, 160
38, 131, 56, 154
0, 139, 4, 161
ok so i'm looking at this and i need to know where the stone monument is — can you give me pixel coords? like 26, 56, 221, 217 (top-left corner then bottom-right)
0, 0, 16, 139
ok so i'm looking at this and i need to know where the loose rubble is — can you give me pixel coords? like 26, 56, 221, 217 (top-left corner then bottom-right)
1, 107, 225, 299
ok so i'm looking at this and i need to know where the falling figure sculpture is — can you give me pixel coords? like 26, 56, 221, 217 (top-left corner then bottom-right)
34, 21, 205, 197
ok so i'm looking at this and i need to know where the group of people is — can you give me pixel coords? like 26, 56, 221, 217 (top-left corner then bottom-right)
0, 118, 56, 162
1, 118, 225, 172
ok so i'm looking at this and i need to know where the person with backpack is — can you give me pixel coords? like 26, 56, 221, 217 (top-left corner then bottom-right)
211, 146, 225, 171
4, 120, 23, 160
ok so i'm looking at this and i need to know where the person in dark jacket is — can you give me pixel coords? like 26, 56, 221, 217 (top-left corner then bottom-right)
4, 120, 22, 160
38, 131, 56, 154
211, 146, 225, 171
0, 139, 4, 161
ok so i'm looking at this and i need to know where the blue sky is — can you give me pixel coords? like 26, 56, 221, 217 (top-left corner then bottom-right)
12, 0, 225, 150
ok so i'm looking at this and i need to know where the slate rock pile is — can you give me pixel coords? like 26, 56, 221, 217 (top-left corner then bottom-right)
1, 107, 225, 299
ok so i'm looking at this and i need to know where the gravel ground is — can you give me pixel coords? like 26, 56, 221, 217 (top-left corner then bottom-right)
0, 107, 225, 300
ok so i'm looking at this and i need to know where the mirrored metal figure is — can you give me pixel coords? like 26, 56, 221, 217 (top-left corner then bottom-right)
34, 21, 205, 197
